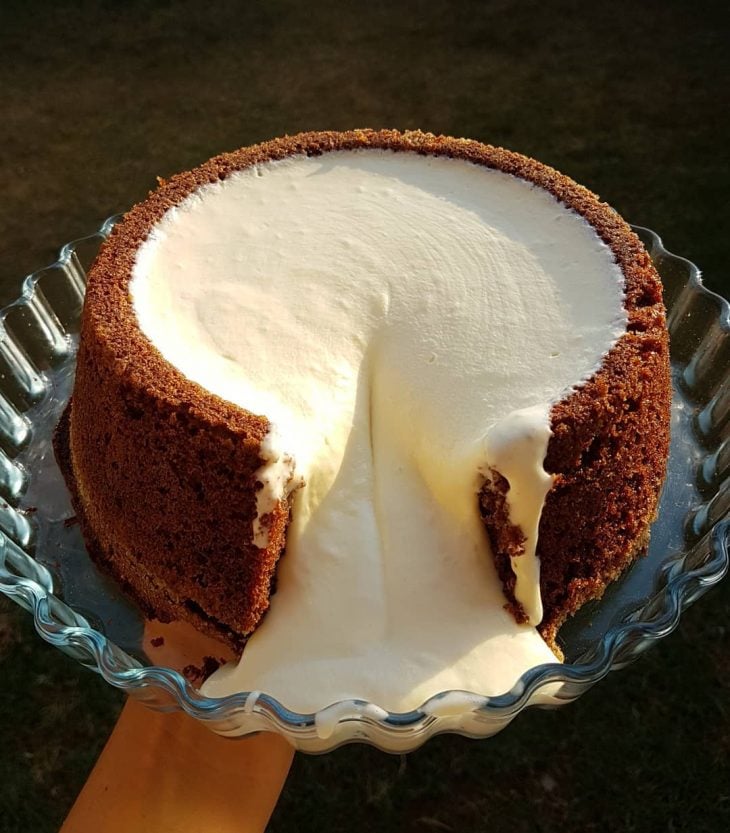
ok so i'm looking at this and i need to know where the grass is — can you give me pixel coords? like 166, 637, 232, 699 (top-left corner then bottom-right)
0, 1, 728, 830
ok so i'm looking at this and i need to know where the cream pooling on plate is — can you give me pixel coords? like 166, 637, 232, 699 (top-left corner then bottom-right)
131, 150, 626, 712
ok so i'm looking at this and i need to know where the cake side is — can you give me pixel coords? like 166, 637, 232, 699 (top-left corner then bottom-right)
65, 324, 291, 648
539, 282, 670, 650
480, 278, 671, 652
62, 129, 671, 652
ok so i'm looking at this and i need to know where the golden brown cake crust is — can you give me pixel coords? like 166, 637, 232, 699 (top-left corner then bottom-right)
61, 129, 671, 652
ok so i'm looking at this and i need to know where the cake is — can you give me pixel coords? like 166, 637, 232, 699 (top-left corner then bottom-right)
55, 129, 671, 712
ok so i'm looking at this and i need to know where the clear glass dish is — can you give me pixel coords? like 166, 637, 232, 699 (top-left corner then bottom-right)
0, 219, 727, 753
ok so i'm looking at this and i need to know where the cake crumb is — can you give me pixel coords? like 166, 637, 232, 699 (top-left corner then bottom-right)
183, 655, 222, 684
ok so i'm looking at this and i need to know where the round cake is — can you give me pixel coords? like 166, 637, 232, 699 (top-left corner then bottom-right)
56, 129, 671, 712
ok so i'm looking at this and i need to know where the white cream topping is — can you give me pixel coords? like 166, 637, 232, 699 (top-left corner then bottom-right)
130, 149, 626, 712
480, 405, 555, 624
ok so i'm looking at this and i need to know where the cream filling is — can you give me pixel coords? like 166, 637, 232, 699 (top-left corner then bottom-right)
131, 149, 626, 712
481, 405, 555, 624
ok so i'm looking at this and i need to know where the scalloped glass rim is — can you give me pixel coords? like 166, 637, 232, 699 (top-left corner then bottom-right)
0, 218, 727, 753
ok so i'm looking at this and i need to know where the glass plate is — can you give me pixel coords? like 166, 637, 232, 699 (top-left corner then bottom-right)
0, 219, 727, 753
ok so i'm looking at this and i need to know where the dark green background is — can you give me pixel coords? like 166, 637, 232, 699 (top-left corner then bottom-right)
1, 2, 728, 831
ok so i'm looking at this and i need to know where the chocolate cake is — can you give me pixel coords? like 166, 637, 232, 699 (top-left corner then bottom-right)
56, 130, 671, 695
